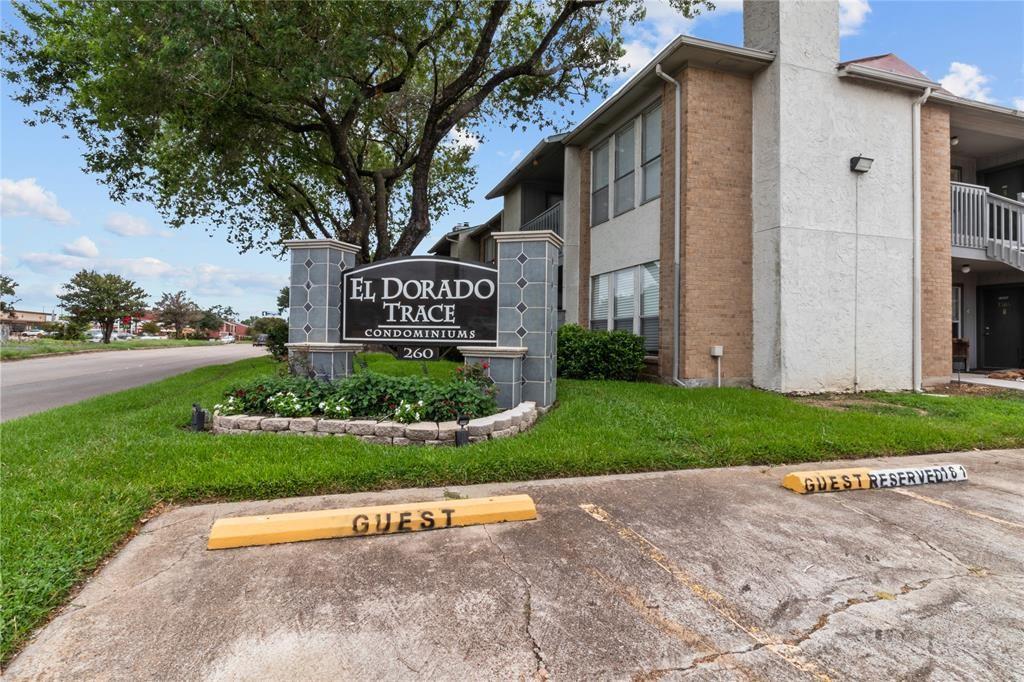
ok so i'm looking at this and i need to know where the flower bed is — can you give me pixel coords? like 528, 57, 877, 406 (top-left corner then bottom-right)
212, 401, 539, 446
213, 365, 498, 424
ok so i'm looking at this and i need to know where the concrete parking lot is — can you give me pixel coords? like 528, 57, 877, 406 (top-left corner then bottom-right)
6, 449, 1023, 680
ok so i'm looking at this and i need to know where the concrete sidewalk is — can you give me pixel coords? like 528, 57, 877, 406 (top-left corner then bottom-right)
952, 373, 1024, 391
7, 450, 1024, 680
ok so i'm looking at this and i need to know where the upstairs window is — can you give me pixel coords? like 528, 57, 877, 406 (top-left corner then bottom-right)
591, 142, 609, 226
614, 122, 635, 216
642, 104, 661, 203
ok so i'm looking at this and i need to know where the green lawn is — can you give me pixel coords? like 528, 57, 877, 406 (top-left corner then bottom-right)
2, 354, 1023, 661
0, 338, 216, 360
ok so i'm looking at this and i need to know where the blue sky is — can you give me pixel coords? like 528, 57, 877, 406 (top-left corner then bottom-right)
2, 0, 1021, 318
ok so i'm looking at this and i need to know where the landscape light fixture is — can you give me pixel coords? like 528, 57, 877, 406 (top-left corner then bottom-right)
961, 263, 971, 274
191, 403, 207, 432
455, 414, 471, 447
849, 155, 874, 173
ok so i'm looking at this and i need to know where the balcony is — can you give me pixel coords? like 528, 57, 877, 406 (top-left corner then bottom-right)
520, 201, 562, 236
951, 181, 1023, 271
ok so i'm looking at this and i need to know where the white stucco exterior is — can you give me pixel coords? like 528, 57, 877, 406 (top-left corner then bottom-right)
748, 0, 917, 392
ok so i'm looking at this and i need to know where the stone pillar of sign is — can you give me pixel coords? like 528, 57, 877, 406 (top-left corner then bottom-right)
458, 346, 527, 410
492, 230, 563, 409
283, 239, 363, 381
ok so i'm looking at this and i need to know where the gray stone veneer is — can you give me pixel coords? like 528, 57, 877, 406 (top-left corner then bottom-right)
493, 230, 562, 408
283, 239, 363, 380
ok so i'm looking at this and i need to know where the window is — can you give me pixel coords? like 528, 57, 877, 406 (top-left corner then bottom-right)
590, 261, 660, 353
640, 262, 659, 352
952, 285, 962, 338
614, 122, 635, 216
590, 273, 609, 330
591, 142, 609, 226
482, 235, 496, 264
950, 166, 963, 182
613, 269, 635, 331
642, 105, 661, 203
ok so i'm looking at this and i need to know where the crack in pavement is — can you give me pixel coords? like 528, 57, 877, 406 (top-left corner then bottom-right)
483, 526, 549, 681
834, 498, 973, 570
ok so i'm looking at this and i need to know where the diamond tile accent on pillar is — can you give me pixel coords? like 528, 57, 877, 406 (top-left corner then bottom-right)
493, 230, 563, 408
284, 238, 362, 380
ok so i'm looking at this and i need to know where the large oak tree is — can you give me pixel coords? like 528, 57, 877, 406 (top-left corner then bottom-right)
3, 0, 710, 262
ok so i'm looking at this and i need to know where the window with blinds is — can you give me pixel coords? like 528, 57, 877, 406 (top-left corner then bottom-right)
641, 104, 661, 203
591, 142, 609, 226
613, 269, 635, 331
590, 261, 659, 353
614, 121, 635, 216
640, 262, 659, 352
590, 272, 609, 331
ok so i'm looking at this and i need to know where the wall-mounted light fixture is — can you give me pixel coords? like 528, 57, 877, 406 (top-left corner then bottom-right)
850, 155, 874, 173
961, 263, 971, 274
950, 136, 959, 146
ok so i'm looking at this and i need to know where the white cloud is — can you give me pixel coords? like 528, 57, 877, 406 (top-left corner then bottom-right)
0, 178, 73, 224
104, 212, 155, 237
839, 0, 871, 37
618, 40, 659, 76
447, 127, 480, 150
20, 251, 174, 279
62, 236, 100, 258
1012, 97, 1024, 112
509, 149, 524, 163
940, 62, 995, 103
179, 263, 288, 298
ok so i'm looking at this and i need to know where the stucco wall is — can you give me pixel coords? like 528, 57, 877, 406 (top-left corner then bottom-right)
562, 146, 583, 323
502, 185, 522, 231
748, 0, 917, 392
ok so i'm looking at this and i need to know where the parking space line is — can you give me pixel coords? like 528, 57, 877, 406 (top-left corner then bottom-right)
888, 489, 1024, 530
579, 503, 833, 681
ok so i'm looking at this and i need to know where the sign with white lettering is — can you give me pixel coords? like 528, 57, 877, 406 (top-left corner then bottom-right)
342, 257, 497, 346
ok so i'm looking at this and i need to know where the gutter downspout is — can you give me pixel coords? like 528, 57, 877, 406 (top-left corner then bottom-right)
912, 86, 932, 393
656, 64, 684, 386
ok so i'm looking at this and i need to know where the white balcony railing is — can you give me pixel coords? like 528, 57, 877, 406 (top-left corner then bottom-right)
951, 181, 1023, 269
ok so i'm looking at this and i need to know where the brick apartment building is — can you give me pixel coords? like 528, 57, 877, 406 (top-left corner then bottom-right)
430, 0, 1023, 392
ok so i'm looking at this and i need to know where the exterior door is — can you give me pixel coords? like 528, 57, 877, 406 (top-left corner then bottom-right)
980, 285, 1024, 369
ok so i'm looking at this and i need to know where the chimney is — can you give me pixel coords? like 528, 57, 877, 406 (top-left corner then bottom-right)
744, 0, 839, 72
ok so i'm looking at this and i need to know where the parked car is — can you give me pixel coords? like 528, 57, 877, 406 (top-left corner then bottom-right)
137, 334, 162, 340
21, 329, 45, 338
219, 335, 236, 344
254, 334, 268, 346
87, 330, 105, 343
113, 332, 134, 341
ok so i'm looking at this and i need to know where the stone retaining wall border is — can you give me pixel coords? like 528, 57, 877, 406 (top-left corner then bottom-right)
212, 401, 540, 446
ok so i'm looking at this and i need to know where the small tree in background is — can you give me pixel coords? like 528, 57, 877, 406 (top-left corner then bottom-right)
195, 305, 237, 338
250, 316, 286, 336
57, 270, 147, 343
153, 291, 201, 338
139, 320, 162, 335
0, 275, 19, 314
277, 286, 290, 315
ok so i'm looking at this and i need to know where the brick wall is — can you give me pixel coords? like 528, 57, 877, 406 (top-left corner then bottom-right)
677, 67, 754, 383
577, 151, 591, 328
657, 74, 681, 377
921, 103, 952, 382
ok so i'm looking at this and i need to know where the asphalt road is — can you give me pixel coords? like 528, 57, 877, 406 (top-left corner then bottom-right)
7, 449, 1022, 680
0, 344, 266, 422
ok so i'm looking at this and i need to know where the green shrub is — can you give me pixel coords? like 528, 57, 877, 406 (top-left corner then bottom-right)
557, 323, 646, 381
264, 318, 289, 361
215, 364, 497, 421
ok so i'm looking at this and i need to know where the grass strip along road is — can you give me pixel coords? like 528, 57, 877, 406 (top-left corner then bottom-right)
3, 354, 1023, 661
1, 338, 216, 360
